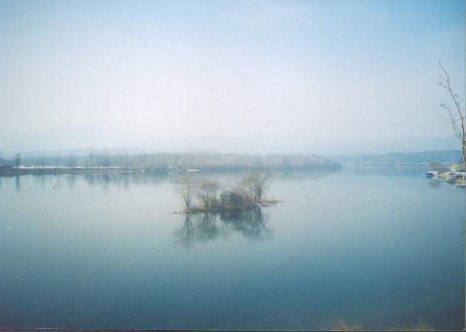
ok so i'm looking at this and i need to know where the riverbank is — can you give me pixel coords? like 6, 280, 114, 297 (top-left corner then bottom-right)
0, 164, 341, 177
0, 166, 165, 176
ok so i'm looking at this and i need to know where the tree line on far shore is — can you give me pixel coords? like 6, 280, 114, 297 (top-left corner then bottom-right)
0, 152, 340, 170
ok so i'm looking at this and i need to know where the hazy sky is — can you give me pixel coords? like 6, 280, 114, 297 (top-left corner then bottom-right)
0, 0, 464, 153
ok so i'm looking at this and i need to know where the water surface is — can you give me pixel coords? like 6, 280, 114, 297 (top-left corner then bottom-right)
0, 169, 464, 329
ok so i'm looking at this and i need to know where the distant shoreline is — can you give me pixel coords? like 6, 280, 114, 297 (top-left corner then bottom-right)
0, 166, 146, 176
0, 164, 341, 177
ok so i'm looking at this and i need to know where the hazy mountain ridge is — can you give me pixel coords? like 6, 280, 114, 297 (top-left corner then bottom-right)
0, 126, 459, 156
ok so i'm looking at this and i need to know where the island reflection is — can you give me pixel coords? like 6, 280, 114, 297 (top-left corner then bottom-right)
174, 207, 272, 248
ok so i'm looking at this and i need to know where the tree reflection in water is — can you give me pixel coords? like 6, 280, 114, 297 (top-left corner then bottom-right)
175, 207, 272, 248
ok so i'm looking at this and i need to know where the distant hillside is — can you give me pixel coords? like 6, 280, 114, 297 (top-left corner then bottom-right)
336, 150, 461, 166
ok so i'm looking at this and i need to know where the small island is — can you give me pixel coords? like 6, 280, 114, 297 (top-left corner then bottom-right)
175, 172, 279, 214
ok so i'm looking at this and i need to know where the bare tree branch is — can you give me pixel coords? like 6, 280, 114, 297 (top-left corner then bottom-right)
438, 61, 466, 166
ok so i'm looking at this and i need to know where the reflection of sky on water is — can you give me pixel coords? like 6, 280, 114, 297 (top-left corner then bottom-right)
0, 169, 463, 329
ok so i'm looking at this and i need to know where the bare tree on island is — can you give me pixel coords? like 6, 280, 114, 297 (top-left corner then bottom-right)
238, 172, 270, 203
438, 61, 466, 167
196, 179, 221, 209
175, 175, 197, 212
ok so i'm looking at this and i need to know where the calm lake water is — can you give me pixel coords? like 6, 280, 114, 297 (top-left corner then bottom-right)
0, 168, 464, 330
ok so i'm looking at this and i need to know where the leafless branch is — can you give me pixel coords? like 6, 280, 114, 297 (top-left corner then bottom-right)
438, 61, 466, 165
